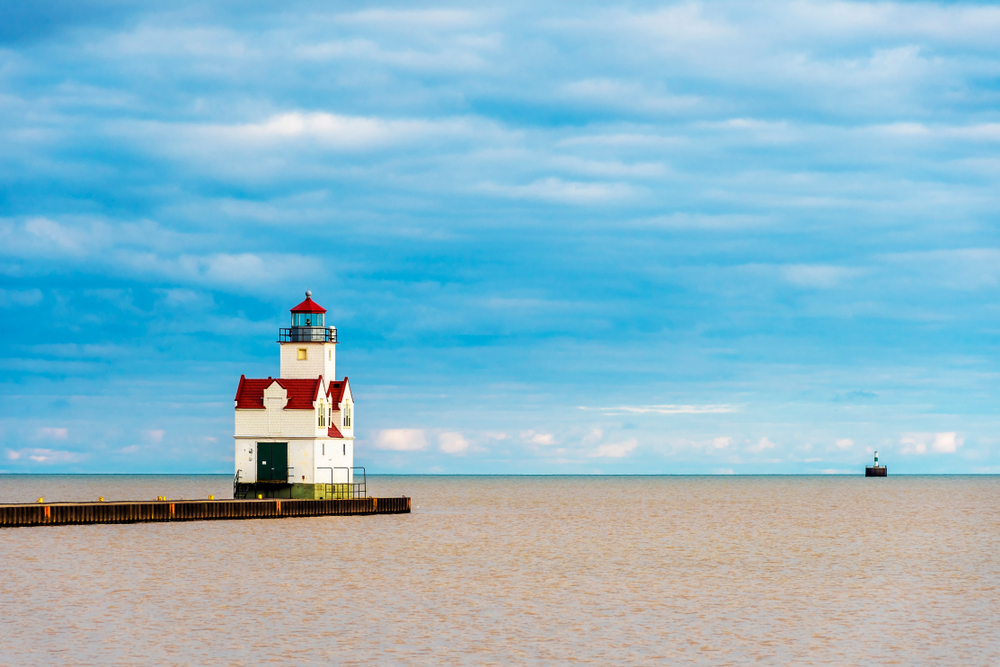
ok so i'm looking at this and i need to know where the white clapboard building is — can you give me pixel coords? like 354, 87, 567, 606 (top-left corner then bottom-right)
232, 291, 361, 499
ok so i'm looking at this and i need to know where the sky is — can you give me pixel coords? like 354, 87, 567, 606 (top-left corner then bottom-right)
1, 0, 999, 474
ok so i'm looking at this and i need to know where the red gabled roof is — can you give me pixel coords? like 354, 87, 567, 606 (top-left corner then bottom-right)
290, 296, 327, 314
327, 377, 350, 404
234, 376, 323, 410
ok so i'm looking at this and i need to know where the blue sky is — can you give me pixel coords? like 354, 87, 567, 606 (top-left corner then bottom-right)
1, 0, 999, 474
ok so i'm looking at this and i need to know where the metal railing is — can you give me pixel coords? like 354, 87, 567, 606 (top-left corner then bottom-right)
316, 466, 366, 499
234, 466, 367, 500
278, 327, 337, 343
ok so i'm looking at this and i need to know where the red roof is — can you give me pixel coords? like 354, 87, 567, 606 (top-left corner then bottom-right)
290, 296, 327, 314
234, 375, 323, 410
328, 425, 344, 438
327, 377, 349, 403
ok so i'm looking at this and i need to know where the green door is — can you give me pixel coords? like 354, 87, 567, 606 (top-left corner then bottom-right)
256, 442, 288, 482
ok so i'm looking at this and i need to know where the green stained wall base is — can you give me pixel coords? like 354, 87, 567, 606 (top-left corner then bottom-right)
237, 483, 360, 500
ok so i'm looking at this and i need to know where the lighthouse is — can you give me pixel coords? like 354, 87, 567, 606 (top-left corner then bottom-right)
865, 450, 887, 477
232, 291, 360, 499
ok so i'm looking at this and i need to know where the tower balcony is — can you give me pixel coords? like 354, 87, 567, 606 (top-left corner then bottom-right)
279, 326, 337, 343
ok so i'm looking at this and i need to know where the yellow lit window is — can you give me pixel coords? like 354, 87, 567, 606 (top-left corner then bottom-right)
297, 348, 307, 360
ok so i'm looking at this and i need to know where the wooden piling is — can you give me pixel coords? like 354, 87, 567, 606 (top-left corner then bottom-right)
0, 497, 411, 528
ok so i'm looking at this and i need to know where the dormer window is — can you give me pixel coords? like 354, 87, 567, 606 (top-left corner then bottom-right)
344, 402, 352, 428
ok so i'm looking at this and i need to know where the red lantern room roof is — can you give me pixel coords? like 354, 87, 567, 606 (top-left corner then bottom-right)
290, 290, 327, 314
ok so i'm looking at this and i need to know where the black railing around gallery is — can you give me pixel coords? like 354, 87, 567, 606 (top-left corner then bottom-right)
278, 327, 337, 343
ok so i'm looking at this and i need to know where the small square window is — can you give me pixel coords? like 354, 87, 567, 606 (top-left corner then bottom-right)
297, 348, 307, 360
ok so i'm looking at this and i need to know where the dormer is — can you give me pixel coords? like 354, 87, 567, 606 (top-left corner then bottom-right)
263, 380, 288, 408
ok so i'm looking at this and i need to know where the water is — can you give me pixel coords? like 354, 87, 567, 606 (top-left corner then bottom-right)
1, 475, 998, 666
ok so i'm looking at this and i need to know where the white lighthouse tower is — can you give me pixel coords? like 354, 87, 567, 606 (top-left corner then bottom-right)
232, 291, 360, 499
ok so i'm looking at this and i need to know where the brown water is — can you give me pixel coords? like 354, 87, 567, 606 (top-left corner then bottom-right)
1, 475, 998, 666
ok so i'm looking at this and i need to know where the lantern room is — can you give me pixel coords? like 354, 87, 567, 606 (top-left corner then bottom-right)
281, 290, 336, 343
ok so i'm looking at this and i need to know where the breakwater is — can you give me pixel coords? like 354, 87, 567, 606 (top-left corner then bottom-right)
0, 496, 410, 528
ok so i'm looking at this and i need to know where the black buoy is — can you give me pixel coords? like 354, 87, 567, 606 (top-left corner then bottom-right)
866, 450, 887, 477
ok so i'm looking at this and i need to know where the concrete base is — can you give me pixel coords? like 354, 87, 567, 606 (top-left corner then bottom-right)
235, 482, 361, 500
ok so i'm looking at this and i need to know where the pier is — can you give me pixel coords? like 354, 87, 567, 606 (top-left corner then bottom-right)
0, 496, 410, 528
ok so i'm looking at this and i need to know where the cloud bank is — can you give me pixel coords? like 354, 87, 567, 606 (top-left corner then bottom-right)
0, 0, 998, 474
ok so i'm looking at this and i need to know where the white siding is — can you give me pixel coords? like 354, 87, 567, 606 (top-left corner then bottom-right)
313, 439, 354, 483
236, 407, 318, 438
234, 438, 353, 483
287, 440, 314, 484
234, 438, 256, 482
279, 342, 336, 380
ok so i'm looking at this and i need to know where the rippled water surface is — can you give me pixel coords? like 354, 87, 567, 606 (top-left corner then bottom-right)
1, 475, 998, 666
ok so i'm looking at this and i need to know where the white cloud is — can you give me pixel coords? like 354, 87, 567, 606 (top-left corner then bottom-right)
438, 432, 470, 454
374, 429, 427, 451
748, 437, 777, 453
234, 112, 446, 148
883, 249, 1000, 291
145, 112, 496, 156
38, 427, 68, 439
782, 264, 863, 289
590, 439, 638, 458
102, 25, 251, 59
549, 155, 667, 178
581, 404, 737, 415
560, 78, 701, 114
145, 429, 165, 443
712, 437, 732, 449
900, 436, 927, 455
522, 430, 556, 445
478, 178, 636, 204
1, 216, 324, 295
900, 432, 963, 455
336, 9, 484, 29
296, 39, 491, 72
780, 2, 1000, 46
835, 438, 854, 450
932, 432, 962, 453
7, 448, 87, 464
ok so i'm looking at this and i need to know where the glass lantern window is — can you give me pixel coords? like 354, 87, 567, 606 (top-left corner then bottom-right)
292, 312, 324, 327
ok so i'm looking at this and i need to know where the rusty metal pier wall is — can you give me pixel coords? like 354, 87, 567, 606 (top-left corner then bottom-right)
0, 497, 410, 528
